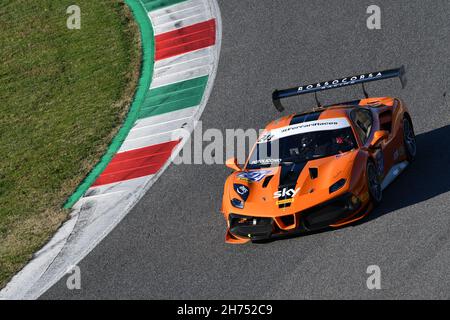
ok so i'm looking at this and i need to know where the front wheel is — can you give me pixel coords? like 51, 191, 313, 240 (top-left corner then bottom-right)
403, 117, 417, 162
367, 161, 382, 206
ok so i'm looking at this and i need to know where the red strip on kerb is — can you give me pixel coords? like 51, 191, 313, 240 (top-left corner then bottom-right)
93, 140, 180, 186
155, 19, 216, 61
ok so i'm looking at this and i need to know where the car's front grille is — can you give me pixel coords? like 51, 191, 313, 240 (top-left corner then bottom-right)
279, 215, 295, 227
299, 193, 360, 230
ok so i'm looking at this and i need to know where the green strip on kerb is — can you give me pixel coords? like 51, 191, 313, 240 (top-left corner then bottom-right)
64, 0, 155, 209
141, 0, 187, 12
139, 76, 208, 119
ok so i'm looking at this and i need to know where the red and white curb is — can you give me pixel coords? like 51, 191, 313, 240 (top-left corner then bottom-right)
0, 0, 221, 300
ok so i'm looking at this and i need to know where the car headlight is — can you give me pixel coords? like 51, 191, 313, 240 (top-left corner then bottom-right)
233, 183, 249, 201
231, 198, 244, 209
329, 179, 346, 193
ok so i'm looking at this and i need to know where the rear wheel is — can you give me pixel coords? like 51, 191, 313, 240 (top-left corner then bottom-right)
367, 161, 382, 206
403, 117, 417, 162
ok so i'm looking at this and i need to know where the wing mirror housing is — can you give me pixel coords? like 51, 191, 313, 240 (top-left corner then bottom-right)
369, 130, 389, 149
226, 157, 242, 171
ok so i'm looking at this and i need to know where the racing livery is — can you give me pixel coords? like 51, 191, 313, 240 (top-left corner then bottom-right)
221, 67, 417, 244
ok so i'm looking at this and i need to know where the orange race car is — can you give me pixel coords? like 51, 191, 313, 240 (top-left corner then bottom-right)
221, 67, 417, 244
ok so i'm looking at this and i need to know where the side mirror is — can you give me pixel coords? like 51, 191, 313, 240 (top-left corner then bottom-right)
226, 157, 242, 171
369, 130, 389, 149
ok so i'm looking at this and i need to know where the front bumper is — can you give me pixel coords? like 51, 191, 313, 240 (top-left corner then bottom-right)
228, 215, 273, 241
227, 193, 364, 242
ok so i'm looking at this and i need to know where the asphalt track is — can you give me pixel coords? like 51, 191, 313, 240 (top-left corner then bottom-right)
44, 0, 450, 299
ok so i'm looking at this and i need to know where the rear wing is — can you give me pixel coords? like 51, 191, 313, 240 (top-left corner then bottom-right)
272, 66, 406, 112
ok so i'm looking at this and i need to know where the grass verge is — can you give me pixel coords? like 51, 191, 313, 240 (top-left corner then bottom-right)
0, 0, 141, 287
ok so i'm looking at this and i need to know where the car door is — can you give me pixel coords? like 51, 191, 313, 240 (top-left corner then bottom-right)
350, 108, 388, 178
375, 107, 403, 170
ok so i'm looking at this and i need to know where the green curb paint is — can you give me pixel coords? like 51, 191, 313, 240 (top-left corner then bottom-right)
139, 76, 208, 119
141, 0, 187, 12
64, 0, 155, 208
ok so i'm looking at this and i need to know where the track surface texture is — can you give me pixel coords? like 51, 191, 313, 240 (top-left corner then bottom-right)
45, 0, 450, 299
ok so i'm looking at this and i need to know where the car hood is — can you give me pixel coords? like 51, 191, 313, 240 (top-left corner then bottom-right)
226, 150, 357, 217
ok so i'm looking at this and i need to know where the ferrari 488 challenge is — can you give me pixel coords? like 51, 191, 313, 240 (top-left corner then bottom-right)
221, 67, 416, 244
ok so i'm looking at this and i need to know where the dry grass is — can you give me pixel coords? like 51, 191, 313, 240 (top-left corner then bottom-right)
0, 0, 141, 288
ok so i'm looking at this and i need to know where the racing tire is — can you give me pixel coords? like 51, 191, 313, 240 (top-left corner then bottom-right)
403, 117, 417, 162
367, 160, 382, 207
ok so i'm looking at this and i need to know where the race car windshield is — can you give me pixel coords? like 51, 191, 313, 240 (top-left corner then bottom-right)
246, 126, 357, 169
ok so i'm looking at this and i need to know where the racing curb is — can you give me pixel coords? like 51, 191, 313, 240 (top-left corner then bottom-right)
0, 0, 222, 300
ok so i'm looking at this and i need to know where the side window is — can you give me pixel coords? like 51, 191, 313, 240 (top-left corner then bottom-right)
351, 109, 373, 144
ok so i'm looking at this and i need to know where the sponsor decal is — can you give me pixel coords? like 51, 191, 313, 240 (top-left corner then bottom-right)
297, 72, 383, 92
273, 188, 300, 199
237, 170, 272, 182
276, 198, 294, 205
277, 162, 307, 208
250, 158, 281, 165
257, 118, 351, 144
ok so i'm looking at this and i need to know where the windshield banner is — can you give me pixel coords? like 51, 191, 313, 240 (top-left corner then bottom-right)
257, 118, 351, 144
